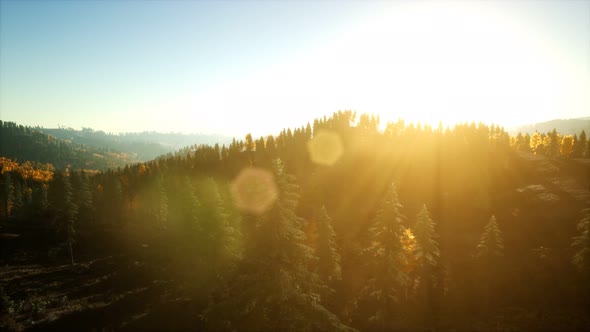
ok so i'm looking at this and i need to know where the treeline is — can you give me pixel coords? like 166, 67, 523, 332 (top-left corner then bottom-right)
1, 111, 589, 330
0, 157, 54, 220
0, 121, 139, 170
511, 128, 589, 158
42, 126, 232, 161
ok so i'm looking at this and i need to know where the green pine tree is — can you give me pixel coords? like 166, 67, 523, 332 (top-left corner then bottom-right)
361, 183, 408, 331
476, 215, 504, 260
155, 176, 168, 229
11, 180, 24, 218
32, 183, 48, 217
48, 171, 78, 265
414, 204, 439, 268
475, 215, 504, 310
316, 205, 342, 283
71, 170, 94, 224
413, 204, 440, 331
197, 177, 240, 271
1, 172, 13, 219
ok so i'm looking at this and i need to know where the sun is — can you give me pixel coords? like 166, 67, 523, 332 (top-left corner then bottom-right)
321, 1, 562, 129
293, 2, 565, 129
171, 1, 580, 135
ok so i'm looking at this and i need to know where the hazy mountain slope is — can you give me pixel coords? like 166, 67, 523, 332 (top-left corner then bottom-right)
40, 127, 232, 161
511, 117, 590, 135
0, 121, 139, 170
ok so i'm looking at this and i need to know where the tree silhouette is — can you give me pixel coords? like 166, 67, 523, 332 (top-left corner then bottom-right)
316, 205, 342, 283
476, 215, 504, 260
361, 183, 408, 331
70, 170, 94, 224
1, 172, 13, 219
475, 215, 504, 310
48, 171, 78, 265
414, 204, 439, 268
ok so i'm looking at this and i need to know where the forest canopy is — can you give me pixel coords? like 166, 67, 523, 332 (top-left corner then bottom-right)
0, 111, 589, 331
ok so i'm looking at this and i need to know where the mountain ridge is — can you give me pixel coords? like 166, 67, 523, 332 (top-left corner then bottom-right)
510, 116, 590, 135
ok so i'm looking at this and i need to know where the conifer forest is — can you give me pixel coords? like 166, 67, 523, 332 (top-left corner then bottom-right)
1, 112, 589, 331
2, 1, 590, 331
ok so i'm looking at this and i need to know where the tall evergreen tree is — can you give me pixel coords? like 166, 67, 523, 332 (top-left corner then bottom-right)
48, 171, 78, 265
155, 176, 168, 229
361, 183, 408, 331
414, 204, 439, 268
316, 205, 342, 283
579, 130, 588, 157
32, 183, 49, 218
11, 180, 24, 218
0, 172, 13, 219
476, 215, 504, 260
475, 215, 504, 310
71, 170, 94, 224
197, 177, 239, 271
97, 174, 123, 224
204, 159, 354, 332
413, 204, 440, 330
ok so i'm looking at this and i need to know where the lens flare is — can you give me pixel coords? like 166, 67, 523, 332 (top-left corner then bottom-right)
307, 130, 343, 166
230, 167, 278, 215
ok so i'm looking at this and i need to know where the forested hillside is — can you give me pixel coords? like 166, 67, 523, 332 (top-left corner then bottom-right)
512, 117, 590, 136
0, 121, 139, 170
1, 111, 589, 331
40, 127, 232, 162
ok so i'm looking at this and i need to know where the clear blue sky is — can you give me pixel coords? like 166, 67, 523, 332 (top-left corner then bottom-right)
1, 0, 589, 136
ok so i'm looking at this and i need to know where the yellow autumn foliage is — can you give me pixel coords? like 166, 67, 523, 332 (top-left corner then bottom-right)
0, 157, 54, 182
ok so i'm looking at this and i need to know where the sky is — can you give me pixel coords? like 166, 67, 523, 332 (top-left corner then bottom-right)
1, 0, 589, 137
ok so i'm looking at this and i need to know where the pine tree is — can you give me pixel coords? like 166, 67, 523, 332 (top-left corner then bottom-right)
413, 204, 440, 330
71, 170, 94, 224
197, 177, 239, 271
475, 215, 504, 310
11, 180, 23, 218
266, 135, 277, 157
155, 176, 168, 229
316, 205, 342, 283
572, 208, 590, 274
48, 171, 78, 265
204, 159, 354, 332
361, 183, 408, 330
579, 130, 588, 157
97, 174, 123, 224
137, 174, 168, 229
1, 172, 13, 219
414, 204, 439, 268
523, 133, 531, 152
476, 215, 504, 260
170, 176, 201, 239
32, 183, 48, 217
546, 129, 560, 157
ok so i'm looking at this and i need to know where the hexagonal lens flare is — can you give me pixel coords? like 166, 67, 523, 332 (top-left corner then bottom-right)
307, 130, 343, 166
230, 167, 278, 215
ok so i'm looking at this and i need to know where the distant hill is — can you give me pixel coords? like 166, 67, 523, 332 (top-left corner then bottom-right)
40, 127, 232, 161
0, 121, 140, 170
0, 121, 234, 170
511, 117, 590, 135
